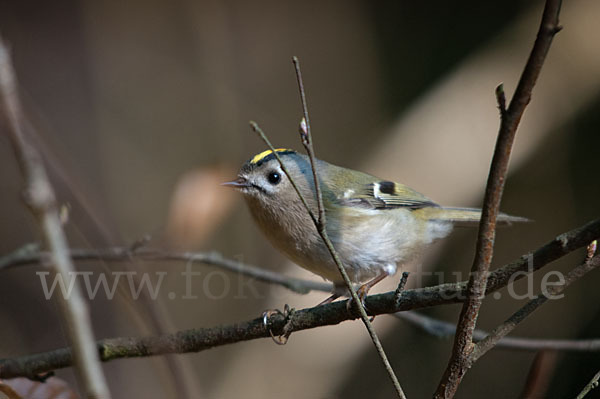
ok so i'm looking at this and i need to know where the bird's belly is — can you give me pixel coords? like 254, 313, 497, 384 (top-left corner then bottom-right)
251, 201, 453, 285
295, 208, 453, 284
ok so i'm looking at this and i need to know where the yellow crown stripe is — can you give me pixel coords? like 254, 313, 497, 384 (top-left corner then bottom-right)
250, 148, 293, 164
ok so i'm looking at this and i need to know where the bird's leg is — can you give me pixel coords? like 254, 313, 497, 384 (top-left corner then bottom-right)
317, 293, 341, 306
348, 272, 389, 320
357, 271, 389, 302
317, 284, 347, 306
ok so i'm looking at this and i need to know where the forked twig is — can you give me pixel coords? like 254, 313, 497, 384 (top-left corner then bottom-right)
471, 241, 599, 363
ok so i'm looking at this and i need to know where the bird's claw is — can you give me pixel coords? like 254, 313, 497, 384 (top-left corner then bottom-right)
262, 304, 295, 345
346, 285, 376, 321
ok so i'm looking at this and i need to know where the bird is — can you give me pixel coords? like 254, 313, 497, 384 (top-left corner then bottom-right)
223, 148, 527, 303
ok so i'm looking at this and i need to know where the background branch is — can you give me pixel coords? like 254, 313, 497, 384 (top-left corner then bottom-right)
435, 1, 562, 397
0, 39, 111, 397
2, 218, 599, 301
395, 311, 600, 352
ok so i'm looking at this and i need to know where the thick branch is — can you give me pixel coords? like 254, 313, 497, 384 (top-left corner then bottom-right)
435, 1, 562, 397
0, 39, 111, 397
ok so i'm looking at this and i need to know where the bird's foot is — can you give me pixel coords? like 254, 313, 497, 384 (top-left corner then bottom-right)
262, 304, 296, 345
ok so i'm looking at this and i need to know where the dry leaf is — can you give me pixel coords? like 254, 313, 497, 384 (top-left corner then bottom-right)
166, 165, 236, 249
0, 377, 78, 399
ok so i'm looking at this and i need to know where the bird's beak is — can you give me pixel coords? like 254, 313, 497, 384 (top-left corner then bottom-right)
221, 177, 250, 189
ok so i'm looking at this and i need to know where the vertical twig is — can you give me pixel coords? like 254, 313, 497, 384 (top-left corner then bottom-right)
291, 56, 405, 398
292, 57, 325, 226
0, 39, 111, 398
250, 57, 407, 398
434, 1, 562, 397
249, 120, 406, 398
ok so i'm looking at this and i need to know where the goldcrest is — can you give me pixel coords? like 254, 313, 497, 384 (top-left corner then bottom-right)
224, 148, 526, 297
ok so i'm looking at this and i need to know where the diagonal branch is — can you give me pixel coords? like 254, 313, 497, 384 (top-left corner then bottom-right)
0, 39, 111, 397
575, 369, 600, 399
435, 1, 562, 397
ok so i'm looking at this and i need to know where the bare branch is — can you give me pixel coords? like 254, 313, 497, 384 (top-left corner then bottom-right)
0, 246, 332, 294
395, 311, 600, 352
0, 39, 111, 397
435, 1, 562, 397
2, 218, 599, 304
292, 57, 324, 227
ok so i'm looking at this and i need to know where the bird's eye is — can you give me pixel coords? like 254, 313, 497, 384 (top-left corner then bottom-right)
267, 171, 281, 185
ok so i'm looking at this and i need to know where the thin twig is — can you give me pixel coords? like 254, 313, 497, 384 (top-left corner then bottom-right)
575, 369, 600, 399
0, 246, 333, 294
249, 121, 318, 226
395, 311, 600, 352
0, 39, 111, 397
435, 1, 562, 397
394, 272, 410, 305
292, 57, 324, 226
290, 57, 405, 397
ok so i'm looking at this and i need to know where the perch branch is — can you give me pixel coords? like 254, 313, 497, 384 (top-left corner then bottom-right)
0, 39, 111, 397
1, 221, 598, 379
435, 0, 562, 397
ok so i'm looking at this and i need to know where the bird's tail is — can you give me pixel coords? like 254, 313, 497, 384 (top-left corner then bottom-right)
421, 207, 530, 227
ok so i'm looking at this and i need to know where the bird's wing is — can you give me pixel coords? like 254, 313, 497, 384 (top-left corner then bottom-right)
337, 180, 439, 210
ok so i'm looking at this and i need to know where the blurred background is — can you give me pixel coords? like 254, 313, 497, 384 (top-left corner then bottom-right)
0, 0, 599, 397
